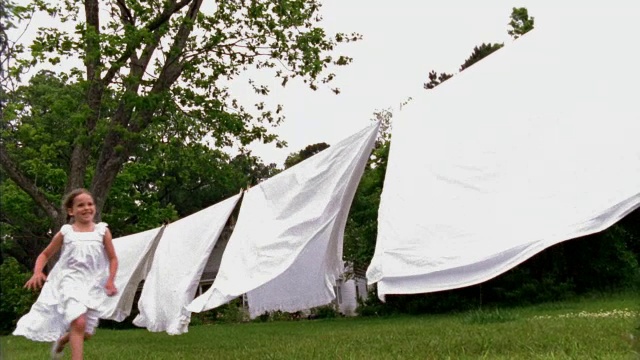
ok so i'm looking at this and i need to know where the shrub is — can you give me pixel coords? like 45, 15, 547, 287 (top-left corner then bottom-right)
253, 310, 304, 322
309, 304, 339, 319
0, 257, 37, 334
189, 298, 247, 325
356, 288, 398, 317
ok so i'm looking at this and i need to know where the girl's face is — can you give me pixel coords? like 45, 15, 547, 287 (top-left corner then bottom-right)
67, 193, 96, 224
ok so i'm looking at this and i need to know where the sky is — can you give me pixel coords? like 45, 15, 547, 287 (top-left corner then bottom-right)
242, 0, 541, 165
10, 0, 549, 166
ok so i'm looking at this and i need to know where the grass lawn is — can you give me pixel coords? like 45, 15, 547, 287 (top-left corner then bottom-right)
2, 292, 638, 359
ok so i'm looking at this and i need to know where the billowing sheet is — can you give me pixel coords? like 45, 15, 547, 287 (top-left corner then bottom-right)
133, 193, 241, 334
187, 123, 379, 318
367, 7, 640, 300
100, 226, 165, 321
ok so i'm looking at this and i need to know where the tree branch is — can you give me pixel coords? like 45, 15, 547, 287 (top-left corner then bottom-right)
90, 0, 203, 211
0, 144, 59, 220
146, 0, 203, 101
102, 0, 194, 86
116, 0, 134, 26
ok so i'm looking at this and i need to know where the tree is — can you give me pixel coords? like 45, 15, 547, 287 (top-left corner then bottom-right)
508, 7, 535, 40
343, 139, 388, 271
424, 7, 534, 90
283, 142, 329, 169
342, 107, 393, 270
0, 257, 37, 333
458, 43, 505, 71
0, 0, 28, 94
423, 70, 453, 90
0, 70, 281, 268
1, 0, 360, 230
1, 72, 88, 265
230, 150, 281, 187
425, 42, 503, 90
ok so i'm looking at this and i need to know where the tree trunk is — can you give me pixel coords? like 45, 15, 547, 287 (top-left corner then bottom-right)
90, 0, 203, 215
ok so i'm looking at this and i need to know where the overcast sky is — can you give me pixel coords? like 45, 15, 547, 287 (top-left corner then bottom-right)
11, 0, 555, 166
244, 0, 545, 165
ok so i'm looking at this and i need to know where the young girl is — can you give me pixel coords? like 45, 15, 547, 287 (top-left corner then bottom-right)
13, 188, 118, 360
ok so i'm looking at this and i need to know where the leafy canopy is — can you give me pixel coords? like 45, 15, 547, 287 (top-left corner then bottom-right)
1, 0, 360, 228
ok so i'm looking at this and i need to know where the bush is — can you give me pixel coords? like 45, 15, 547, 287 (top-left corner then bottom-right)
191, 298, 248, 325
567, 226, 640, 292
309, 304, 340, 319
0, 257, 37, 334
253, 310, 304, 322
356, 288, 400, 317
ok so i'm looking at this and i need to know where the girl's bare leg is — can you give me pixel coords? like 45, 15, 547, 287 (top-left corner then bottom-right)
69, 314, 87, 360
55, 329, 90, 352
56, 333, 70, 352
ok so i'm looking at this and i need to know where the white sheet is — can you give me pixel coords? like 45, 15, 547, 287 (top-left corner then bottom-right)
100, 226, 165, 321
133, 193, 241, 334
367, 7, 640, 300
187, 122, 379, 318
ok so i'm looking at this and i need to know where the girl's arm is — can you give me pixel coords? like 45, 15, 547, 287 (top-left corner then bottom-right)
24, 231, 63, 290
103, 228, 118, 296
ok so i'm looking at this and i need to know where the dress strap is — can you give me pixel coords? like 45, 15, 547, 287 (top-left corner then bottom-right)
95, 222, 109, 236
60, 224, 72, 236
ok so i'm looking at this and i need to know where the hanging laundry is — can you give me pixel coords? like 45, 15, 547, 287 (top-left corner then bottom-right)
188, 122, 379, 318
367, 5, 640, 300
133, 193, 241, 334
100, 226, 165, 321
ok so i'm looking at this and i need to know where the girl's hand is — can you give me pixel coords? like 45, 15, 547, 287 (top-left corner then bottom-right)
24, 272, 47, 290
105, 281, 118, 296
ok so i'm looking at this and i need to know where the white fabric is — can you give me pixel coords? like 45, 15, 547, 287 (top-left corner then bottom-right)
14, 223, 110, 341
187, 123, 379, 318
367, 7, 640, 300
133, 193, 241, 335
100, 226, 165, 321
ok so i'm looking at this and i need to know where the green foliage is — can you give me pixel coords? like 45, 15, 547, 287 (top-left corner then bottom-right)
343, 140, 388, 270
458, 43, 504, 71
284, 142, 330, 169
253, 306, 339, 323
424, 70, 453, 90
0, 180, 53, 268
356, 288, 395, 317
254, 310, 304, 322
215, 300, 249, 323
0, 0, 32, 89
508, 7, 535, 39
563, 226, 640, 292
1, 71, 81, 191
424, 7, 534, 90
0, 257, 37, 334
1, 71, 282, 262
229, 151, 281, 188
191, 298, 248, 324
309, 304, 339, 319
425, 41, 502, 90
371, 107, 395, 144
2, 0, 359, 258
487, 267, 575, 306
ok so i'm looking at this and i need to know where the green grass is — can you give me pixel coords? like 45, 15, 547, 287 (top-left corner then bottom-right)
2, 292, 638, 359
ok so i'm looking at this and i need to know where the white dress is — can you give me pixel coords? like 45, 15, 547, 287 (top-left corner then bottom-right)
13, 223, 110, 341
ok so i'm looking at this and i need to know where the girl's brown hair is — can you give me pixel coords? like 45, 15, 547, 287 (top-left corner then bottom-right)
62, 188, 93, 223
